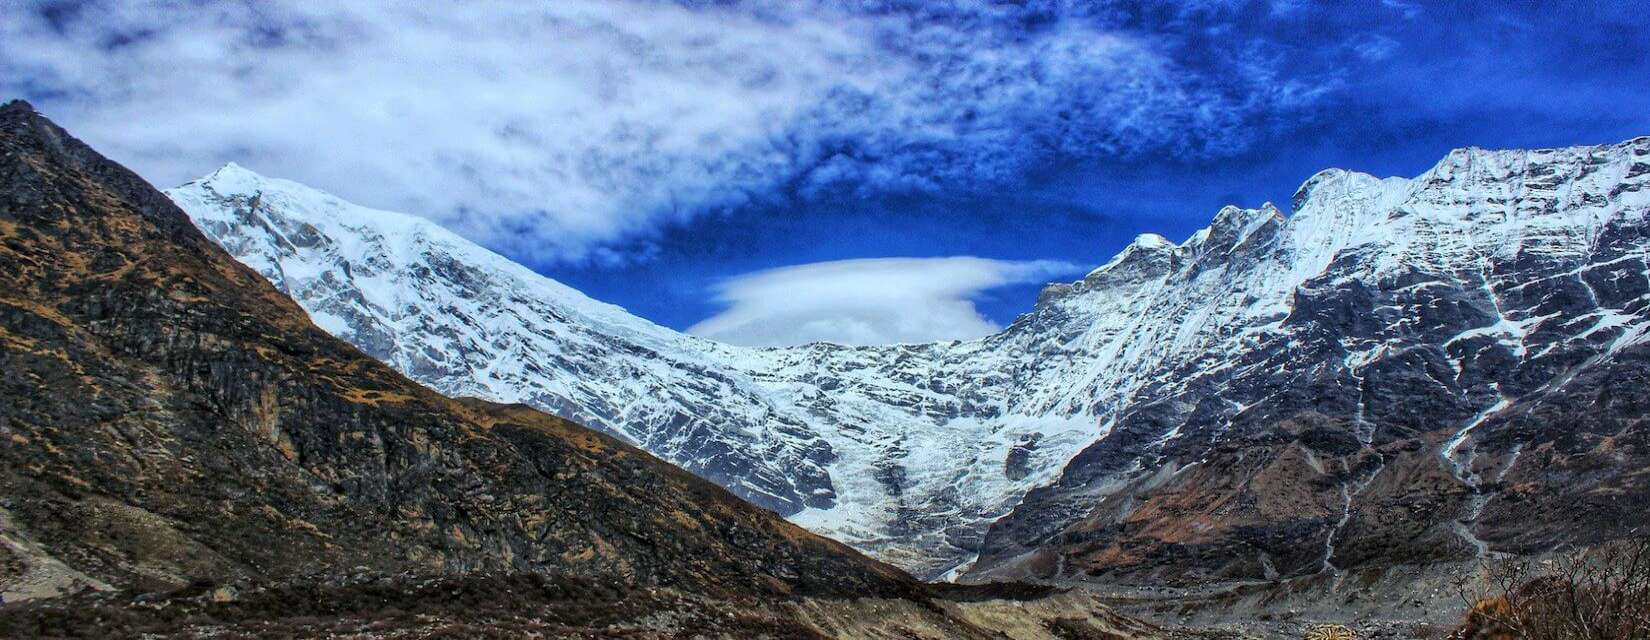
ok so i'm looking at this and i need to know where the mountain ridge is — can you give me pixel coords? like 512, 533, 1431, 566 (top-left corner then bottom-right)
170, 164, 1105, 577
166, 132, 1650, 583
2, 96, 1198, 640
0, 96, 915, 601
975, 134, 1650, 582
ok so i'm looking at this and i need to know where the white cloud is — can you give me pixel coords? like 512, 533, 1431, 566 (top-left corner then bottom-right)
1, 1, 1312, 263
688, 257, 1084, 346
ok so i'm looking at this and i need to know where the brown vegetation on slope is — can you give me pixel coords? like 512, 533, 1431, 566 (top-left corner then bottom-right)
0, 100, 1186, 639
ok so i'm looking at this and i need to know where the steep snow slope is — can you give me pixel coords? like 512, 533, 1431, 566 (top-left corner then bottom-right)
168, 165, 1100, 577
168, 137, 1650, 581
170, 165, 841, 517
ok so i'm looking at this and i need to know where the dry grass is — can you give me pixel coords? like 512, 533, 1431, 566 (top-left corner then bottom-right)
1452, 535, 1650, 639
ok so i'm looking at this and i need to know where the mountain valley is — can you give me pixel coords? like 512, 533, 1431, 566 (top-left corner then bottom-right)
2, 96, 1647, 639
0, 100, 1176, 638
169, 130, 1650, 592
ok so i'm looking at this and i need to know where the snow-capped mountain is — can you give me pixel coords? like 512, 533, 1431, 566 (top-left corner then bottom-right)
168, 164, 1101, 577
972, 137, 1650, 583
167, 136, 1650, 582
169, 164, 842, 516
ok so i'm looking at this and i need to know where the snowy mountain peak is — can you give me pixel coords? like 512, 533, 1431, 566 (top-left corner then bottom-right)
209, 160, 247, 175
1291, 167, 1358, 209
1209, 202, 1282, 232
199, 161, 281, 197
973, 135, 1650, 583
169, 136, 1650, 581
1131, 232, 1175, 250
176, 163, 671, 340
1084, 233, 1176, 277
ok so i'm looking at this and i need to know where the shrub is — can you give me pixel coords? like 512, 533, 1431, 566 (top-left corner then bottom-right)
1452, 536, 1650, 639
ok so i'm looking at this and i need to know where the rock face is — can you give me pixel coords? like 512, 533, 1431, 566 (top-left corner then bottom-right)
0, 99, 913, 603
972, 139, 1650, 584
167, 135, 1650, 584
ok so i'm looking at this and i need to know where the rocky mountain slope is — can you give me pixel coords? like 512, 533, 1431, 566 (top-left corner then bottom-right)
971, 137, 1650, 584
0, 95, 910, 599
0, 100, 1183, 638
167, 126, 1650, 585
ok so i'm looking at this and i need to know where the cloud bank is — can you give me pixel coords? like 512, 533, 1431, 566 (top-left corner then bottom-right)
1, 0, 1322, 263
688, 257, 1084, 346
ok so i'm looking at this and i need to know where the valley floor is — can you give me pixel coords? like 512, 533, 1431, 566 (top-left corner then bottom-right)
1057, 560, 1493, 639
0, 571, 1245, 640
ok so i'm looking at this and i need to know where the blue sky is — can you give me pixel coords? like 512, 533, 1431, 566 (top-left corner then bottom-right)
5, 1, 1649, 344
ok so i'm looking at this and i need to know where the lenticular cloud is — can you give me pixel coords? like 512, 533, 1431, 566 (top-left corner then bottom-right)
689, 257, 1085, 346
